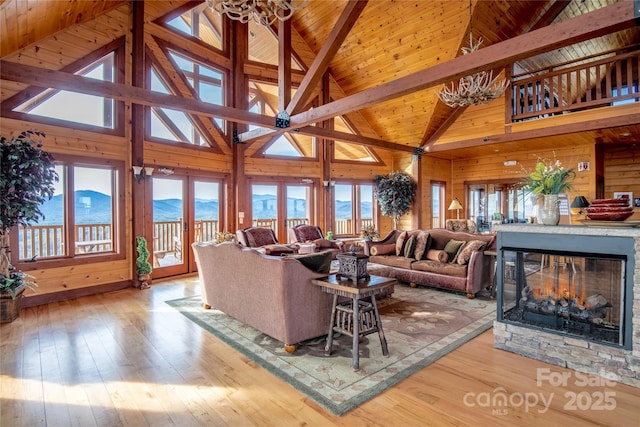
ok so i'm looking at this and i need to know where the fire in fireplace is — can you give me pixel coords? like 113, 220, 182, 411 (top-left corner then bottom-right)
500, 250, 626, 347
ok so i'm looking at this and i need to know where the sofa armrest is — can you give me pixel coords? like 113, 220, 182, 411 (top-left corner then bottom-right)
364, 230, 398, 255
465, 250, 492, 295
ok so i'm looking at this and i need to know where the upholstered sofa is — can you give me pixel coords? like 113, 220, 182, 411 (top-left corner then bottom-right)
191, 242, 334, 352
364, 229, 495, 298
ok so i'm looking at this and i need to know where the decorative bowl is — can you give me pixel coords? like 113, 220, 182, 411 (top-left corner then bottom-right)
585, 211, 634, 221
584, 206, 634, 213
590, 198, 630, 206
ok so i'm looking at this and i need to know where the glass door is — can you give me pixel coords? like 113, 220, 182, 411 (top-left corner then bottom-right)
191, 179, 222, 269
251, 183, 278, 234
152, 177, 187, 277
285, 184, 311, 242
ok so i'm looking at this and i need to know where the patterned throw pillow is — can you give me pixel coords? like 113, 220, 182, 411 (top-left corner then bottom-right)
403, 235, 417, 258
413, 231, 432, 260
443, 239, 465, 263
395, 231, 408, 256
456, 240, 487, 265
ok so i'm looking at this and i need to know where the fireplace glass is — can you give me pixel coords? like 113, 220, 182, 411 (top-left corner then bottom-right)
499, 249, 626, 347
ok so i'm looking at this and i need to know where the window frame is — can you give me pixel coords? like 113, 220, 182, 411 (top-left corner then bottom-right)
10, 155, 126, 271
332, 180, 377, 237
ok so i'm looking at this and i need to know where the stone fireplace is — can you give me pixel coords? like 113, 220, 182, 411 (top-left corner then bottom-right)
493, 224, 640, 388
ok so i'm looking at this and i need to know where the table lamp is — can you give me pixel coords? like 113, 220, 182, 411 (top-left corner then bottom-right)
570, 196, 590, 214
448, 198, 463, 220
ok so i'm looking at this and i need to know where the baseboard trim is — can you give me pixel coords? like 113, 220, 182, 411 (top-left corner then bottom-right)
22, 280, 134, 307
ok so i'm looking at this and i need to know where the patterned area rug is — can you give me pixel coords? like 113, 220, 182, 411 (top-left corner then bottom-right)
166, 284, 495, 416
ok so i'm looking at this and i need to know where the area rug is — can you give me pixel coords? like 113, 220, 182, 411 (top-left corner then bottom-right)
166, 284, 495, 416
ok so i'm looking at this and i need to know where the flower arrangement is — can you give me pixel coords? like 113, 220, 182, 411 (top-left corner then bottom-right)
213, 231, 236, 244
522, 157, 575, 195
359, 224, 380, 240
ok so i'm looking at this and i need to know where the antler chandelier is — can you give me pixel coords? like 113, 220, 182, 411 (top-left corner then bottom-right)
206, 0, 307, 26
437, 1, 508, 108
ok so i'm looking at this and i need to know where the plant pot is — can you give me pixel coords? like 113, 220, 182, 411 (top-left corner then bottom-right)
137, 273, 151, 289
0, 283, 26, 323
540, 194, 561, 226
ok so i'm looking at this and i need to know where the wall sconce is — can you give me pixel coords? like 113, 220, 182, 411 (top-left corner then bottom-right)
323, 180, 336, 189
448, 198, 463, 219
132, 165, 154, 182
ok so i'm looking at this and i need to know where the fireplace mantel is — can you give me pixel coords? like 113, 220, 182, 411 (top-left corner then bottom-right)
493, 223, 640, 388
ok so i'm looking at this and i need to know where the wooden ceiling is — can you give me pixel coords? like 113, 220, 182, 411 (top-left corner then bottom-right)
1, 0, 638, 159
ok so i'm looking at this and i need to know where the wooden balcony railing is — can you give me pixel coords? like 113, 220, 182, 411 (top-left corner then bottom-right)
511, 49, 639, 122
18, 223, 113, 260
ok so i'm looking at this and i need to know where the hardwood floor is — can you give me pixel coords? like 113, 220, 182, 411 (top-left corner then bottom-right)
2, 276, 638, 426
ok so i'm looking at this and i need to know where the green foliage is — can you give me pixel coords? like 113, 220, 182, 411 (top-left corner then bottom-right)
0, 270, 36, 299
135, 236, 152, 275
213, 231, 236, 244
359, 224, 379, 240
523, 158, 575, 195
1, 130, 59, 234
373, 171, 417, 227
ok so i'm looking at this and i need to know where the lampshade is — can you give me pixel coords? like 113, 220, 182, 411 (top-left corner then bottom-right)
448, 199, 463, 211
570, 196, 590, 209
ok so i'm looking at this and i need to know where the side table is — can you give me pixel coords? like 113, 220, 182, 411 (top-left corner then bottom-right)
311, 274, 396, 370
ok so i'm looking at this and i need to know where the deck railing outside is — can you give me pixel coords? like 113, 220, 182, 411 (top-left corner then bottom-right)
18, 224, 114, 259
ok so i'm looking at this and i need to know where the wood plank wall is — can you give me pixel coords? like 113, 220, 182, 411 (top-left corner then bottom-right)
604, 144, 640, 220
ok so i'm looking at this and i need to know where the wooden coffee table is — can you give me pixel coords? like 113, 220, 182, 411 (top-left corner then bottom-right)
311, 274, 396, 370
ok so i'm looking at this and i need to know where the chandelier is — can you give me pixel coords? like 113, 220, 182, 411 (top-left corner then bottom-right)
437, 1, 508, 108
206, 0, 307, 26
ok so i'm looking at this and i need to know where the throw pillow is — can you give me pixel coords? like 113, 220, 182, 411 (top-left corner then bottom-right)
443, 239, 465, 263
395, 231, 408, 256
413, 231, 432, 260
370, 243, 396, 256
313, 238, 333, 248
286, 251, 333, 273
426, 249, 449, 263
456, 240, 487, 265
403, 235, 417, 258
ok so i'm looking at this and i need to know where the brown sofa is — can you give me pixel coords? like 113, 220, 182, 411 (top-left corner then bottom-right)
364, 229, 495, 298
191, 242, 334, 352
289, 224, 346, 259
235, 226, 297, 255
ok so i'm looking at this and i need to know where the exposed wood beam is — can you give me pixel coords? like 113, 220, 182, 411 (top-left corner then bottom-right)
529, 0, 572, 31
277, 17, 292, 113
286, 0, 367, 115
427, 111, 640, 153
288, 2, 636, 131
238, 0, 368, 144
0, 59, 274, 128
295, 126, 414, 153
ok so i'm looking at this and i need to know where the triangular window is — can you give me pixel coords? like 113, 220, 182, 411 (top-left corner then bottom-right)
165, 3, 223, 50
333, 116, 379, 163
12, 53, 116, 129
149, 68, 208, 145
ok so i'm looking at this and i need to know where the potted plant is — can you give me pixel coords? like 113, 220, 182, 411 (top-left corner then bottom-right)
522, 156, 575, 225
213, 231, 236, 244
135, 236, 152, 289
359, 224, 380, 241
373, 171, 417, 229
1, 130, 58, 322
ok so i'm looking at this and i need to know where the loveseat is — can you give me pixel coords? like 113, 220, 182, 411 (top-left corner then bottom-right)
191, 242, 334, 352
364, 229, 495, 298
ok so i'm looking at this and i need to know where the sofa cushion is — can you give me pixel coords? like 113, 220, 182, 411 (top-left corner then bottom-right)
245, 228, 278, 247
403, 235, 417, 258
456, 240, 487, 265
286, 251, 332, 273
395, 231, 409, 255
370, 243, 396, 256
443, 239, 465, 263
413, 231, 431, 260
294, 225, 323, 242
262, 244, 295, 255
368, 255, 415, 269
426, 249, 449, 263
411, 259, 468, 277
313, 238, 334, 248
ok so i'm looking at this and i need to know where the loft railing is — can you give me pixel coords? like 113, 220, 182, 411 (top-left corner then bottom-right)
511, 49, 639, 123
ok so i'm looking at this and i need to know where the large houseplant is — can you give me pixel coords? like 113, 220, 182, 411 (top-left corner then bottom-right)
522, 157, 575, 225
1, 130, 58, 322
373, 171, 417, 229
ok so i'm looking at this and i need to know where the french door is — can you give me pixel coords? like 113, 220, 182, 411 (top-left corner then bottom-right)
152, 175, 223, 278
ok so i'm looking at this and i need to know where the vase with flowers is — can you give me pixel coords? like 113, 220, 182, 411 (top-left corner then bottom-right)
522, 157, 575, 225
